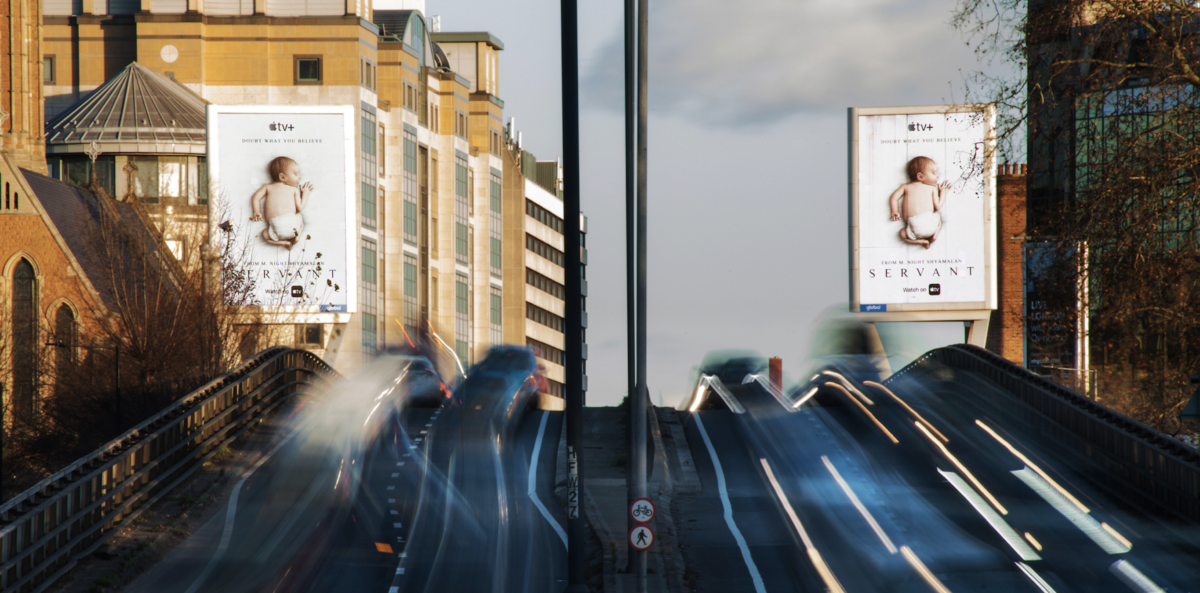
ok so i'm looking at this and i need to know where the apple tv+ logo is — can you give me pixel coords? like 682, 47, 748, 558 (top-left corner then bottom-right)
928, 284, 941, 296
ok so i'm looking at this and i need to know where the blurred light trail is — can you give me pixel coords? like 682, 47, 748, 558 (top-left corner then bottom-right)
938, 469, 1039, 560
821, 455, 897, 554
975, 419, 1089, 513
694, 416, 766, 593
1101, 523, 1132, 549
1109, 560, 1165, 593
741, 373, 797, 411
822, 371, 874, 405
528, 411, 567, 547
827, 382, 898, 444
899, 546, 951, 593
1023, 532, 1043, 551
761, 458, 846, 593
1015, 562, 1058, 593
792, 386, 819, 409
689, 382, 706, 412
426, 317, 465, 377
918, 422, 1006, 515
1011, 468, 1131, 554
864, 380, 948, 442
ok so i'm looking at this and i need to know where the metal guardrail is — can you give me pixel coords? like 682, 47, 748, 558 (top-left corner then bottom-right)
887, 344, 1200, 522
0, 346, 336, 593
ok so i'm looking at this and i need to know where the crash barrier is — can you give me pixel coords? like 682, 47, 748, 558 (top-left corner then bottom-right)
887, 344, 1200, 522
0, 347, 337, 592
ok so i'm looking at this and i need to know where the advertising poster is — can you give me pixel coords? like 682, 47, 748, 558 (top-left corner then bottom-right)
208, 106, 355, 312
853, 106, 994, 311
1023, 242, 1076, 374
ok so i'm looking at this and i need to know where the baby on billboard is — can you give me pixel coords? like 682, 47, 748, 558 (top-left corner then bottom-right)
887, 155, 951, 249
249, 155, 315, 251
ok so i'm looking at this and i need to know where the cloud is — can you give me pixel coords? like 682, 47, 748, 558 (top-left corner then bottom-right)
582, 0, 980, 125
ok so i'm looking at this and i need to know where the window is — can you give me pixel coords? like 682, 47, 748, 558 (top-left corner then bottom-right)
454, 154, 469, 263
295, 56, 322, 85
527, 338, 564, 365
432, 277, 438, 310
455, 273, 470, 366
12, 259, 38, 421
297, 324, 323, 346
526, 234, 564, 266
403, 129, 418, 244
527, 268, 564, 299
379, 127, 386, 177
361, 111, 377, 226
404, 254, 419, 334
361, 239, 378, 356
490, 171, 503, 277
490, 287, 502, 345
526, 303, 564, 332
43, 55, 56, 84
526, 199, 564, 233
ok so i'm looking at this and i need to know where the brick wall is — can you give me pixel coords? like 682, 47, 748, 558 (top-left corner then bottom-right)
986, 164, 1027, 365
0, 212, 100, 337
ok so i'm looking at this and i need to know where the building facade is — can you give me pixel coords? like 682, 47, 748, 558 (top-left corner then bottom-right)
35, 0, 583, 385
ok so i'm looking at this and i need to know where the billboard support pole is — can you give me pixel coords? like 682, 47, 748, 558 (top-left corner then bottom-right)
633, 0, 650, 590
624, 0, 638, 577
561, 0, 588, 591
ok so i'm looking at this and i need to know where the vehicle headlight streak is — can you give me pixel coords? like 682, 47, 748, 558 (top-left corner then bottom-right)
826, 383, 898, 444
975, 419, 1089, 513
1011, 467, 1131, 554
822, 371, 874, 405
916, 422, 1006, 515
792, 386, 819, 409
759, 458, 846, 593
1109, 560, 1166, 593
937, 469, 1039, 560
899, 545, 951, 593
864, 380, 948, 443
821, 456, 896, 554
1015, 562, 1058, 593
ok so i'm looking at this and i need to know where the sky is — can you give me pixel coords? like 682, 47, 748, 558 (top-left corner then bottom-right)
382, 0, 1001, 407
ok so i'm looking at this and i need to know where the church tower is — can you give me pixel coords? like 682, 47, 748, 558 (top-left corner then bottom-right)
1, 0, 46, 174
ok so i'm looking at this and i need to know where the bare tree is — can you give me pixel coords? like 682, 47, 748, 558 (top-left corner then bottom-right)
954, 0, 1200, 434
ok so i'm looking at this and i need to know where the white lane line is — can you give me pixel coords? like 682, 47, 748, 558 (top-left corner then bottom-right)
393, 522, 402, 528
183, 427, 301, 593
391, 510, 399, 515
528, 411, 568, 548
1012, 468, 1129, 554
693, 415, 767, 593
1109, 560, 1166, 593
391, 472, 400, 477
388, 498, 396, 503
1016, 562, 1058, 593
939, 469, 1040, 561
761, 458, 845, 593
821, 456, 896, 554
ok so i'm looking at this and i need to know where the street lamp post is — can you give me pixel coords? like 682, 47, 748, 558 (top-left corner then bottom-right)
47, 340, 122, 429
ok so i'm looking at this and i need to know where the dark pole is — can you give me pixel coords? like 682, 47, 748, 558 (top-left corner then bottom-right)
561, 0, 587, 590
634, 0, 650, 590
624, 0, 638, 577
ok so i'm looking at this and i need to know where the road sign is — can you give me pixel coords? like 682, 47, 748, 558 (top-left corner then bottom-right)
630, 497, 655, 523
629, 525, 655, 551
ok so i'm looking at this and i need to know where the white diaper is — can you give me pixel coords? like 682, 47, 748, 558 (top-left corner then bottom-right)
906, 211, 941, 240
268, 212, 304, 242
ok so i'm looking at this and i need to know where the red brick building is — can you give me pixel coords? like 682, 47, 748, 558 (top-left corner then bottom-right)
986, 164, 1027, 365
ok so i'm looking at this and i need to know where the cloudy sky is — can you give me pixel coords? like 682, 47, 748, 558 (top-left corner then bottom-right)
387, 0, 1002, 406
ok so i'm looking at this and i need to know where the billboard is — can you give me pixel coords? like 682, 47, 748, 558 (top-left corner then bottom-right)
208, 106, 356, 313
850, 105, 996, 314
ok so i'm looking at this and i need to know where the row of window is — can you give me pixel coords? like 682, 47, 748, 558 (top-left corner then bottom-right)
526, 303, 563, 332
526, 268, 564, 299
526, 234, 564, 266
526, 199, 563, 233
527, 337, 563, 365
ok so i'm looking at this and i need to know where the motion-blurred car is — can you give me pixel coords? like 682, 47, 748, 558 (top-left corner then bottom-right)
451, 346, 541, 439
399, 356, 450, 408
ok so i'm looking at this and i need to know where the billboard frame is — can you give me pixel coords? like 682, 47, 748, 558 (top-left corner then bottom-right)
207, 104, 358, 323
848, 104, 998, 336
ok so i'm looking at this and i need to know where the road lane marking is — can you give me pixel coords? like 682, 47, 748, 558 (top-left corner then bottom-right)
821, 456, 896, 554
939, 469, 1039, 561
376, 543, 394, 553
1016, 562, 1058, 593
693, 415, 766, 593
1012, 468, 1129, 554
827, 383, 898, 444
900, 546, 950, 593
864, 381, 948, 442
761, 458, 845, 593
183, 425, 302, 593
1109, 560, 1165, 593
391, 472, 400, 477
976, 420, 1088, 513
528, 411, 568, 548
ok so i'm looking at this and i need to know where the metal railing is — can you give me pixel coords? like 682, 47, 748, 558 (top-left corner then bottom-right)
0, 347, 336, 593
887, 344, 1200, 522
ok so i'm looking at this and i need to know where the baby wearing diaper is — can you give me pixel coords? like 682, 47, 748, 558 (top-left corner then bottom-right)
888, 156, 950, 249
250, 156, 314, 251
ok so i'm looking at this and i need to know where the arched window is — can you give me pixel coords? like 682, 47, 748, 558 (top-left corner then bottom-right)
55, 305, 76, 390
12, 259, 38, 421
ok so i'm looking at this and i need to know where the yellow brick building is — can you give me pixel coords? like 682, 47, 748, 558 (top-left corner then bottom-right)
38, 0, 585, 391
